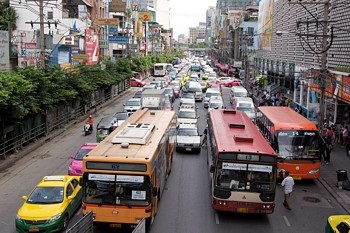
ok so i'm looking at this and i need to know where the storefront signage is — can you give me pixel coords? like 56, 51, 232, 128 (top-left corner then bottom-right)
109, 0, 126, 12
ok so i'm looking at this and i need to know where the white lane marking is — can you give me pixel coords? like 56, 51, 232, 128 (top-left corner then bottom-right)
215, 213, 220, 224
283, 215, 291, 227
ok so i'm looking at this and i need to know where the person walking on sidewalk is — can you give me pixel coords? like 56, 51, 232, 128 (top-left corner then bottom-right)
201, 128, 208, 146
281, 171, 294, 210
325, 135, 333, 164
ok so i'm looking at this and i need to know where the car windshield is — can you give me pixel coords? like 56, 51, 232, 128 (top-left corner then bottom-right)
74, 148, 93, 160
84, 174, 151, 206
178, 128, 198, 136
181, 93, 195, 99
237, 107, 255, 113
164, 89, 173, 95
115, 113, 129, 120
178, 111, 196, 119
209, 102, 222, 109
27, 187, 64, 204
206, 92, 220, 99
126, 100, 140, 106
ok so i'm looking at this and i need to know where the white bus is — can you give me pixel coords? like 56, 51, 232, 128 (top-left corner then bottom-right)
154, 63, 173, 77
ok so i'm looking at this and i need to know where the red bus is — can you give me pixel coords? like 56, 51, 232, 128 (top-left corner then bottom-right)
257, 106, 323, 180
208, 109, 278, 214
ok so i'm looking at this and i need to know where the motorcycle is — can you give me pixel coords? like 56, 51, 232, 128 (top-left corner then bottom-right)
84, 123, 93, 136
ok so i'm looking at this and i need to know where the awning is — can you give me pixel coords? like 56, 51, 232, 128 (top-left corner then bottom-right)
82, 0, 92, 7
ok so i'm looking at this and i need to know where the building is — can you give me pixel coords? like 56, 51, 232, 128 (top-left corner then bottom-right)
188, 23, 206, 44
206, 6, 216, 44
255, 0, 350, 127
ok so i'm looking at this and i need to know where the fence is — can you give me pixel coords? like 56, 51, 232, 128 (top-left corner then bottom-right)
65, 211, 93, 233
0, 79, 130, 159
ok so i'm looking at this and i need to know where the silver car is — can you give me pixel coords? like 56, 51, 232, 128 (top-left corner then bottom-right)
176, 124, 201, 153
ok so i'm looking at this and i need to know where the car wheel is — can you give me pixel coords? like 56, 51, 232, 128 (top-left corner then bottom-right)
62, 213, 69, 230
229, 84, 232, 87
137, 84, 141, 87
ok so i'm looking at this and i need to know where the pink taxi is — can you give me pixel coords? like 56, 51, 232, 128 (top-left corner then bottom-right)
68, 143, 98, 175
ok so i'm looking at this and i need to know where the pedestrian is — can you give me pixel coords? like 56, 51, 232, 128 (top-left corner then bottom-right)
342, 126, 348, 146
281, 170, 294, 210
324, 135, 333, 164
201, 128, 208, 146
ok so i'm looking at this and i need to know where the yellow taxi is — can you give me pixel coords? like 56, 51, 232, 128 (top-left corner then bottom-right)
325, 215, 350, 233
15, 175, 82, 233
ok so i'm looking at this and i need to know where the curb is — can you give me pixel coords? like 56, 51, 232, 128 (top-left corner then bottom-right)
0, 89, 132, 173
318, 174, 350, 214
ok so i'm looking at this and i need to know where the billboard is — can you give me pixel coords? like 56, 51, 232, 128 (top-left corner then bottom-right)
85, 29, 99, 65
0, 30, 10, 71
258, 0, 274, 50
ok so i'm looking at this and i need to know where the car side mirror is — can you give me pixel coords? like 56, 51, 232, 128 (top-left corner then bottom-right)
123, 104, 125, 106
70, 155, 74, 159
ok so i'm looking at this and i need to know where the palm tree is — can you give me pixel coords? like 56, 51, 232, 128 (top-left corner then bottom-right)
0, 3, 18, 30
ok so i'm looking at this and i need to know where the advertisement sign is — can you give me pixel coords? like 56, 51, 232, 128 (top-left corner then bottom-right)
0, 30, 10, 71
258, 0, 273, 50
109, 26, 119, 34
310, 69, 335, 98
97, 18, 119, 25
138, 12, 151, 22
108, 35, 129, 44
85, 29, 99, 65
340, 76, 350, 103
109, 0, 126, 12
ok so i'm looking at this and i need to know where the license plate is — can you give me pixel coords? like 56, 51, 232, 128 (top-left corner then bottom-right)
293, 176, 302, 180
29, 226, 39, 232
109, 223, 122, 228
185, 148, 192, 151
237, 208, 248, 213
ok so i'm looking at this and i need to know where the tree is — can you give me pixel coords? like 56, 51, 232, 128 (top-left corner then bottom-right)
0, 2, 18, 30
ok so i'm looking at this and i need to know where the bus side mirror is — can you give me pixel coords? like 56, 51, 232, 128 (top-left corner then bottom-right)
210, 165, 215, 173
79, 177, 83, 186
152, 187, 158, 197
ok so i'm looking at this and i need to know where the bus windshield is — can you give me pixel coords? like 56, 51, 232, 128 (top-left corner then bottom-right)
83, 173, 151, 206
215, 161, 275, 192
154, 65, 164, 70
276, 130, 320, 159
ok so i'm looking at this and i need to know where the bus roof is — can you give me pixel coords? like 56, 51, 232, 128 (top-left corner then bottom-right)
258, 106, 317, 131
209, 110, 277, 156
85, 109, 175, 163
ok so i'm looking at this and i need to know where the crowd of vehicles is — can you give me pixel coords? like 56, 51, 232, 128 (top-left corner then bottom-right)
13, 55, 346, 232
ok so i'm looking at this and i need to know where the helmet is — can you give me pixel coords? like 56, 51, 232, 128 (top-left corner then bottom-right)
89, 115, 92, 118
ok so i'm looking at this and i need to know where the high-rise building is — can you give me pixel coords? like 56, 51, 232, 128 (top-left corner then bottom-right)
206, 6, 216, 44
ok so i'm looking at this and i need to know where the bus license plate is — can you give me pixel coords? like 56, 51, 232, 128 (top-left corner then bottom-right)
109, 223, 122, 228
237, 208, 248, 213
29, 226, 39, 232
293, 176, 302, 180
186, 148, 192, 151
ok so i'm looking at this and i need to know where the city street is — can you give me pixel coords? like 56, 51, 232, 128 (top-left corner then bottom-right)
0, 83, 349, 233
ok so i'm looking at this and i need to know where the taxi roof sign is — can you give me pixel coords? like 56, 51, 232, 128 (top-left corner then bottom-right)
43, 176, 65, 181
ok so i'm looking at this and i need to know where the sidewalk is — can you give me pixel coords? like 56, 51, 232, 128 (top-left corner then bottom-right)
0, 88, 132, 172
318, 143, 350, 214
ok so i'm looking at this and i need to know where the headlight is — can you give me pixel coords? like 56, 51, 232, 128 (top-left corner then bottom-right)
16, 215, 22, 221
48, 213, 62, 223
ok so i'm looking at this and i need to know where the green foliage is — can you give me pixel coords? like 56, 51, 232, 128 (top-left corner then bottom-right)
335, 66, 350, 73
188, 42, 208, 48
0, 5, 18, 30
1, 53, 178, 119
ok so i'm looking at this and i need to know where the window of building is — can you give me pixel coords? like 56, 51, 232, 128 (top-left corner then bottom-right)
47, 11, 53, 20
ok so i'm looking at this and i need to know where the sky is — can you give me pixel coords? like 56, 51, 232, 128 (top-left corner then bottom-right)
170, 0, 217, 39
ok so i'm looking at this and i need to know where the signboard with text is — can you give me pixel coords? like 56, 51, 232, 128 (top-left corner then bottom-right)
138, 12, 151, 22
108, 35, 129, 44
109, 0, 126, 12
0, 30, 10, 71
97, 18, 119, 25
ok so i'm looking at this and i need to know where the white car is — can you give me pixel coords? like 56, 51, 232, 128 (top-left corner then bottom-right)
124, 98, 141, 113
176, 124, 201, 153
208, 96, 224, 112
176, 106, 198, 126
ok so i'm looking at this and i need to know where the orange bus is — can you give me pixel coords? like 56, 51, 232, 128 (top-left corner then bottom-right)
257, 106, 324, 180
80, 109, 176, 229
208, 109, 278, 214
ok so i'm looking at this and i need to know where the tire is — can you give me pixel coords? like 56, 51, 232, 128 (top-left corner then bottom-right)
62, 213, 69, 230
137, 84, 141, 87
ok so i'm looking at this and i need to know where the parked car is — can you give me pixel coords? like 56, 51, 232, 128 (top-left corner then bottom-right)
68, 143, 98, 175
133, 90, 142, 99
176, 124, 201, 153
15, 175, 83, 233
130, 77, 146, 87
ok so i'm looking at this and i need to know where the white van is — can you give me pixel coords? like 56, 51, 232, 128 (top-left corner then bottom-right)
204, 88, 221, 108
182, 81, 203, 102
232, 97, 256, 122
229, 86, 248, 103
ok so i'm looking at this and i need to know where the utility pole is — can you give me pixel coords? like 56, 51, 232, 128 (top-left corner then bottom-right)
39, 0, 45, 69
289, 0, 332, 129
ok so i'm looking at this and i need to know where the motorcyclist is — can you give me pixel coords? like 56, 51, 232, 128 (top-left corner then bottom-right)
86, 115, 94, 131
